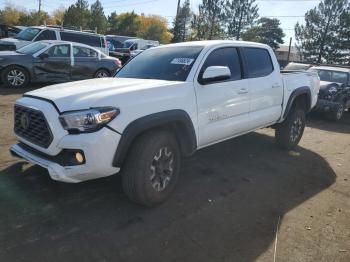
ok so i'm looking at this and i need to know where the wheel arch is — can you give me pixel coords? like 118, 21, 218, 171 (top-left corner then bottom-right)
283, 86, 311, 119
112, 110, 197, 167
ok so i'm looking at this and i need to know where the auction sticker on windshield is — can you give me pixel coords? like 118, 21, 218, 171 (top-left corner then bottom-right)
171, 58, 194, 65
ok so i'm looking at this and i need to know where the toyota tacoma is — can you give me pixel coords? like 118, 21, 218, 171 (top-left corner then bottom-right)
10, 41, 320, 206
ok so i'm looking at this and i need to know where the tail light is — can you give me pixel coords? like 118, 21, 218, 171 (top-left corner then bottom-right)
114, 59, 122, 68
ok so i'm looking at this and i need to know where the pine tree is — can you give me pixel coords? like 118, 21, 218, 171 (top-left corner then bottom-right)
191, 0, 224, 40
89, 0, 107, 33
295, 0, 349, 64
223, 0, 259, 40
242, 18, 285, 49
63, 0, 90, 29
172, 0, 192, 42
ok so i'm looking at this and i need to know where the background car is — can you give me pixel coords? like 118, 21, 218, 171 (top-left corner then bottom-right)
309, 65, 350, 121
0, 40, 121, 88
283, 62, 313, 71
0, 26, 108, 54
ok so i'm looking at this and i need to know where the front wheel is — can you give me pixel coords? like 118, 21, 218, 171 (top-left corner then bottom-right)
328, 103, 344, 121
121, 130, 181, 207
275, 109, 306, 150
2, 66, 29, 88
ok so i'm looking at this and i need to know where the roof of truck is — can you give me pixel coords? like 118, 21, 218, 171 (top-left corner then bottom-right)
155, 40, 269, 49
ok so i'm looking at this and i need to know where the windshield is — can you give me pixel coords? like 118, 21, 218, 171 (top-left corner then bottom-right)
315, 69, 348, 85
15, 28, 41, 41
17, 42, 49, 55
116, 46, 204, 81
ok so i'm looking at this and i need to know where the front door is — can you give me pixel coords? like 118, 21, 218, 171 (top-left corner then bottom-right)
34, 44, 71, 82
194, 46, 251, 148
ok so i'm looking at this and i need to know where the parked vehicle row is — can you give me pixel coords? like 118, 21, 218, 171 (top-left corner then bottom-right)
0, 26, 108, 54
10, 40, 320, 206
0, 40, 121, 88
109, 38, 159, 63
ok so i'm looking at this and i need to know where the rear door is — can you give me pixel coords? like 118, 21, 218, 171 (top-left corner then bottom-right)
194, 46, 251, 147
33, 44, 71, 82
241, 47, 283, 129
71, 45, 99, 80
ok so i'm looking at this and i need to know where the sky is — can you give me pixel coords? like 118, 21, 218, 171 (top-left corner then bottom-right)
1, 0, 323, 45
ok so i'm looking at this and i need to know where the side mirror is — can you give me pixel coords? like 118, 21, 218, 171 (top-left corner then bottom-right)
38, 53, 49, 59
200, 66, 231, 84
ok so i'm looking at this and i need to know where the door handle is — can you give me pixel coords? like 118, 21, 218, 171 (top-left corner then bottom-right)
272, 83, 281, 88
237, 88, 248, 94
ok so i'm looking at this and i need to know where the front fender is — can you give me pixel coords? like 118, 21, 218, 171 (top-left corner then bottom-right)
112, 109, 197, 167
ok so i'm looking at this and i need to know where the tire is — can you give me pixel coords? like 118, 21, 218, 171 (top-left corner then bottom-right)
275, 108, 306, 150
2, 66, 29, 88
327, 103, 344, 121
94, 69, 110, 78
121, 130, 181, 207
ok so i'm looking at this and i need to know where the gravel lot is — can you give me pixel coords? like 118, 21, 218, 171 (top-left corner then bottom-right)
0, 86, 349, 262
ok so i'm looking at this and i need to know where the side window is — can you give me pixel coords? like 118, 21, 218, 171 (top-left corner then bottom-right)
200, 47, 242, 82
60, 32, 101, 47
73, 46, 98, 58
332, 71, 348, 84
243, 48, 274, 78
34, 30, 56, 41
44, 44, 70, 58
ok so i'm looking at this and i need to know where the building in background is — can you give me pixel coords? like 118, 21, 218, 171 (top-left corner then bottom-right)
275, 45, 303, 67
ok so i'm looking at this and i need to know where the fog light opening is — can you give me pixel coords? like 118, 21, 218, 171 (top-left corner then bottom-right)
75, 152, 84, 164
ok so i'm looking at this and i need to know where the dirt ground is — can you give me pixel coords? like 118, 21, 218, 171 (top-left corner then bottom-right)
0, 86, 349, 262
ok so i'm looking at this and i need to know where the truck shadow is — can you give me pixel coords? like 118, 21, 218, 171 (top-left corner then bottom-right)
307, 112, 350, 134
0, 132, 336, 262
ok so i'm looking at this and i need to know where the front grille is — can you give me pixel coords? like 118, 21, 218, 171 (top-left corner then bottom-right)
14, 105, 53, 148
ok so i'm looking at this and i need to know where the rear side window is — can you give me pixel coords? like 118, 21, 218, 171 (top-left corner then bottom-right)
34, 30, 56, 41
60, 32, 101, 47
200, 47, 242, 81
73, 46, 98, 58
244, 48, 273, 78
44, 44, 70, 58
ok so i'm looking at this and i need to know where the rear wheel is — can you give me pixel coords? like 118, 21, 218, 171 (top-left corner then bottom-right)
121, 130, 181, 207
275, 108, 306, 150
2, 66, 29, 88
94, 69, 110, 78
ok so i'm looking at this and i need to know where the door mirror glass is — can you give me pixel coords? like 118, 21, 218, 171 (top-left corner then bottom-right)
201, 66, 231, 84
38, 53, 49, 59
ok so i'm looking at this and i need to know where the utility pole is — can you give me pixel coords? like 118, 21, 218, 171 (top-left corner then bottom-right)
287, 37, 292, 63
38, 0, 42, 13
176, 0, 181, 18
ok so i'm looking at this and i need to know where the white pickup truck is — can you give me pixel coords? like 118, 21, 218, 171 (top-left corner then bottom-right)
10, 40, 320, 206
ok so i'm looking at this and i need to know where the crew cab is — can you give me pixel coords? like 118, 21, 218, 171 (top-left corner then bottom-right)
10, 41, 320, 206
308, 66, 350, 121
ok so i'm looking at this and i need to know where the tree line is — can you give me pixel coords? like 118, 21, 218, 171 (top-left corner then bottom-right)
0, 0, 348, 64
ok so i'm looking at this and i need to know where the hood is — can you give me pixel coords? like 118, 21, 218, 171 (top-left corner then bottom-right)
319, 81, 340, 90
25, 78, 181, 111
0, 38, 30, 48
0, 50, 28, 57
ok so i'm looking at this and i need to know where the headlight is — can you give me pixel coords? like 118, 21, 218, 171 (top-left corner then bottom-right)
328, 86, 337, 93
59, 107, 119, 133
